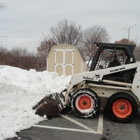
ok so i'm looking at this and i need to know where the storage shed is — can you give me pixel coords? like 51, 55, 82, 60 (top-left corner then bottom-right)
46, 44, 86, 76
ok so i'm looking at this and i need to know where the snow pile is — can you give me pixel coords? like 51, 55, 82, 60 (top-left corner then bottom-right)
0, 65, 71, 140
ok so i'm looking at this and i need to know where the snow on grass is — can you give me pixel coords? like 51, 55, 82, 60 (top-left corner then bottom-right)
0, 65, 71, 140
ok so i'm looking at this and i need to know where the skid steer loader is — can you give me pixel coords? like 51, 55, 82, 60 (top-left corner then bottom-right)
33, 42, 140, 123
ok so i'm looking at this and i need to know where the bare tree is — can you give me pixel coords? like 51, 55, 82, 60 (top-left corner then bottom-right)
0, 46, 7, 55
0, 3, 6, 64
0, 46, 7, 64
11, 47, 22, 58
82, 25, 110, 59
114, 38, 140, 61
37, 38, 56, 68
37, 38, 56, 57
10, 47, 34, 67
133, 44, 140, 61
115, 38, 135, 45
50, 19, 83, 47
0, 46, 43, 70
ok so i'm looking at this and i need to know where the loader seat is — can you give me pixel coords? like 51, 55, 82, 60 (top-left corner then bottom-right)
108, 55, 121, 67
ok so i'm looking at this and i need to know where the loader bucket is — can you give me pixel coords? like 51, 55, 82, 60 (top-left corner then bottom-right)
32, 91, 66, 116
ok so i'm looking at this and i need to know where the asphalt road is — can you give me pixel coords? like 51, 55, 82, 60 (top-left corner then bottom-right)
7, 107, 140, 140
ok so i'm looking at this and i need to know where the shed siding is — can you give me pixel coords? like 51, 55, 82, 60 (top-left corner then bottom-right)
74, 49, 82, 74
47, 50, 55, 72
56, 51, 63, 63
65, 51, 73, 63
47, 44, 86, 76
65, 65, 72, 75
56, 65, 63, 75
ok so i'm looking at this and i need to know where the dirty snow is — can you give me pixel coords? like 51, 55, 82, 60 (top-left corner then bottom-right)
0, 65, 71, 140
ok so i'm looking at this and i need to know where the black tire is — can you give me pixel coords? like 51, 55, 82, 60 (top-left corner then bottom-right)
70, 89, 99, 118
107, 92, 138, 123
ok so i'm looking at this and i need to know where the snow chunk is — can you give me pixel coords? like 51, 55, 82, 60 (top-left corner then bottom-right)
0, 65, 71, 139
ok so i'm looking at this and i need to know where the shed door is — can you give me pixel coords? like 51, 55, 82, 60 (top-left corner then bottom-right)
54, 49, 74, 75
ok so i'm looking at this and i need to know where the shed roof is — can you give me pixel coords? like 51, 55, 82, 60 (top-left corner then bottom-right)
78, 48, 86, 61
47, 44, 86, 61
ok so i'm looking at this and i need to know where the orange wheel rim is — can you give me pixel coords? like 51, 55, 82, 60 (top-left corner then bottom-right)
76, 95, 93, 112
112, 99, 132, 118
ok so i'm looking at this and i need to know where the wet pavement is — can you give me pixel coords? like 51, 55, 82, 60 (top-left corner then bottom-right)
6, 108, 140, 140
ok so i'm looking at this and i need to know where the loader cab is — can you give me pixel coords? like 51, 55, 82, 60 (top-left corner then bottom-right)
89, 43, 136, 83
89, 43, 136, 71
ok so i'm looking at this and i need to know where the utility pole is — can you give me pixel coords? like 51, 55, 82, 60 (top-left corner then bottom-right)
123, 24, 136, 44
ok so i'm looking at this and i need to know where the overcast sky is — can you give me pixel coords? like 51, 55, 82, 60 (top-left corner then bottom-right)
0, 0, 140, 53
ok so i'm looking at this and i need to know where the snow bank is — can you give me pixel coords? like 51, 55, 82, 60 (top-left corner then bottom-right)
0, 65, 71, 140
